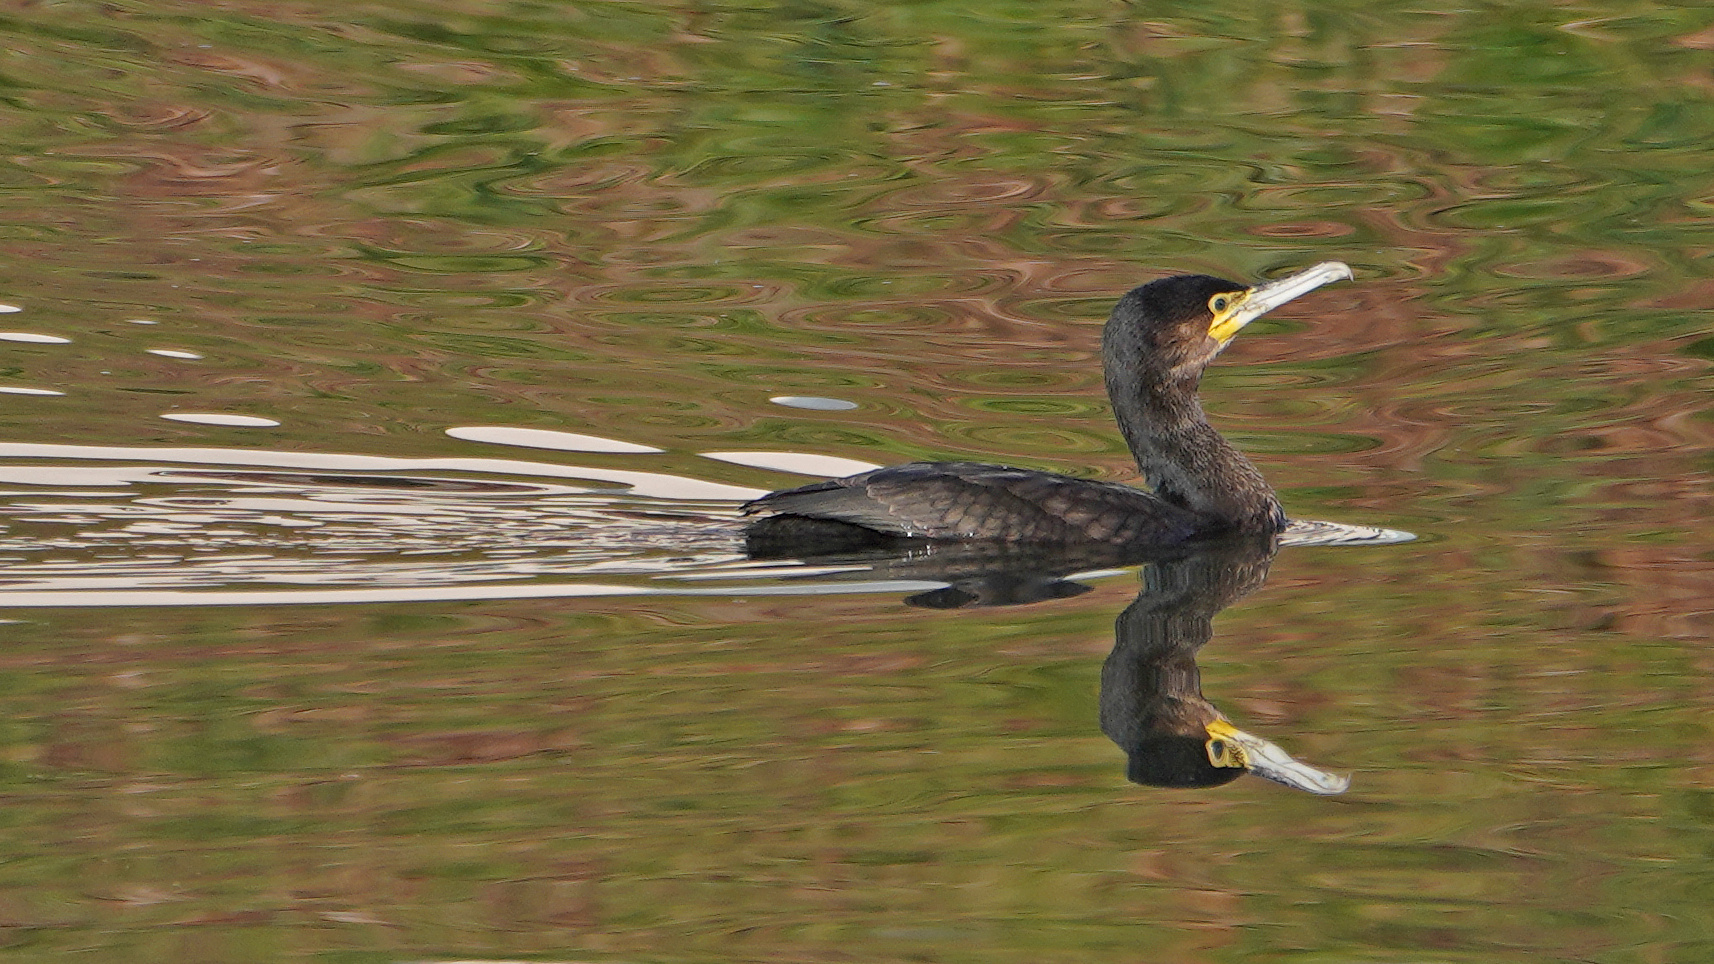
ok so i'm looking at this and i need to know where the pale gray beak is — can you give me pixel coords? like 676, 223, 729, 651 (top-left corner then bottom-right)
1206, 718, 1351, 795
1209, 261, 1354, 347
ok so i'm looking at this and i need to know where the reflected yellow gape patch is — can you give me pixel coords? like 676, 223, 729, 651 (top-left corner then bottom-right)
1205, 719, 1249, 769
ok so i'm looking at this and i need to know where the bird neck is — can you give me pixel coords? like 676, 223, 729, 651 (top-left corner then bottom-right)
1106, 371, 1284, 532
1099, 542, 1274, 759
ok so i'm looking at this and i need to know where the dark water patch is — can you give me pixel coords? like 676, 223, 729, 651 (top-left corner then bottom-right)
937, 423, 1119, 456
961, 397, 1104, 418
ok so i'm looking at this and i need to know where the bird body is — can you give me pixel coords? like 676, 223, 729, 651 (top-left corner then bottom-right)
744, 262, 1353, 549
746, 460, 1205, 544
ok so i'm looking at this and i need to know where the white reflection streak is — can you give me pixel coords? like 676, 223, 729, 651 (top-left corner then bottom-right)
0, 579, 947, 608
0, 442, 766, 501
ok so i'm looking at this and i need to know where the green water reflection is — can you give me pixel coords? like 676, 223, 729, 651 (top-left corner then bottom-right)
2, 0, 1713, 961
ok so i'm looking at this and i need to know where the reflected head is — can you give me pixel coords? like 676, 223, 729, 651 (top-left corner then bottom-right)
1125, 735, 1247, 788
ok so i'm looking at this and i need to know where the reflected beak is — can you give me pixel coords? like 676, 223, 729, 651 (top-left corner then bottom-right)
1208, 261, 1353, 347
1205, 718, 1351, 795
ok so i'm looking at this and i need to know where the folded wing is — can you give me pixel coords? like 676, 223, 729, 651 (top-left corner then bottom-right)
742, 461, 1206, 545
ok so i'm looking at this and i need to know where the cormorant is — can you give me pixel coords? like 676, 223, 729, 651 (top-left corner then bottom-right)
743, 262, 1353, 548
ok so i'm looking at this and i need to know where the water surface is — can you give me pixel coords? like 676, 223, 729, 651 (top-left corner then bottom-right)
2, 2, 1713, 962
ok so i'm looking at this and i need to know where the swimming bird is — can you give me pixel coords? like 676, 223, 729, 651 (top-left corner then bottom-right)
743, 261, 1354, 548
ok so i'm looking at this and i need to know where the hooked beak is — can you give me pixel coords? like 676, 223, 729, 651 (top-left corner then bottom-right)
1205, 718, 1351, 795
1208, 261, 1353, 348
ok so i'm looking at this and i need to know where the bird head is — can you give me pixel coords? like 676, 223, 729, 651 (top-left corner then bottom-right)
1108, 261, 1354, 381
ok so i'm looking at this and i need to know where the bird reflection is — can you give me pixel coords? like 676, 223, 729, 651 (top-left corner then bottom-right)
1099, 537, 1347, 794
747, 532, 1350, 795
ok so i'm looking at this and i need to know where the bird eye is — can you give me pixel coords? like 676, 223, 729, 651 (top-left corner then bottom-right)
1210, 295, 1230, 314
1206, 737, 1246, 768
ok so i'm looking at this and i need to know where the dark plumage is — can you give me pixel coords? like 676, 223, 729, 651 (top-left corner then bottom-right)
744, 262, 1353, 548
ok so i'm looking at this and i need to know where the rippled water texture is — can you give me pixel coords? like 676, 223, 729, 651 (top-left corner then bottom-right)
2, 3, 1713, 962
